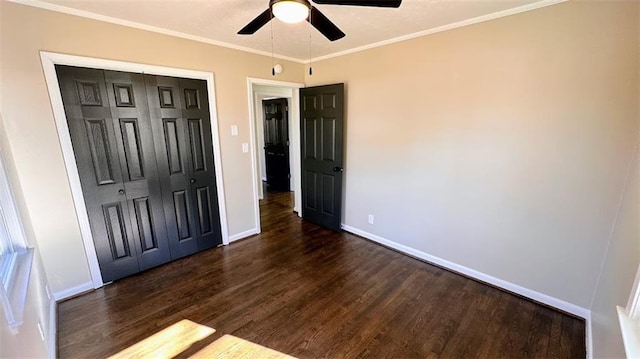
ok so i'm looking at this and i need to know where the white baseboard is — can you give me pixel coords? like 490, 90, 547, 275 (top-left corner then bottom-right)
52, 281, 93, 301
341, 224, 591, 319
47, 297, 57, 359
228, 228, 260, 243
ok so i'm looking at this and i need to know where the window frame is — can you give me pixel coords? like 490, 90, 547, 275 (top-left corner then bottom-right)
618, 265, 640, 358
0, 147, 28, 253
626, 266, 640, 319
0, 113, 33, 334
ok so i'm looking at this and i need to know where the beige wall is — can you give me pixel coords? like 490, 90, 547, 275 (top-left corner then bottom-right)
0, 1, 305, 293
306, 0, 639, 309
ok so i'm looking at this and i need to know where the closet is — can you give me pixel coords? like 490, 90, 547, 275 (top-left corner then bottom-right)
56, 66, 222, 282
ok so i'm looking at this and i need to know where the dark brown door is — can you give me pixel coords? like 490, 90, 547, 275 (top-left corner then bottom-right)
300, 83, 344, 231
145, 75, 223, 255
263, 98, 290, 191
56, 66, 172, 282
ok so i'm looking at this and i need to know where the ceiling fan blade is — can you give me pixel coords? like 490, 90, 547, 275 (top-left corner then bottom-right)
308, 6, 345, 41
238, 8, 272, 35
312, 0, 401, 8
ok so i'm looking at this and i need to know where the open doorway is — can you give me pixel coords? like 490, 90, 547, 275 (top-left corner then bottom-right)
247, 78, 304, 233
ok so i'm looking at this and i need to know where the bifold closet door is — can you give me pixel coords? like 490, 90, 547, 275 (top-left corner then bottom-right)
102, 70, 172, 272
145, 75, 223, 257
56, 66, 172, 282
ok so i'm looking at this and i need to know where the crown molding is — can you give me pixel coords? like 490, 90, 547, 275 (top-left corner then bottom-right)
10, 0, 567, 65
306, 0, 568, 63
7, 0, 306, 64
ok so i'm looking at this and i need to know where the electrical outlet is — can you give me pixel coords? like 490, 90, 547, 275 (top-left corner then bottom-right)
242, 143, 249, 153
231, 125, 238, 136
37, 321, 45, 342
368, 214, 374, 224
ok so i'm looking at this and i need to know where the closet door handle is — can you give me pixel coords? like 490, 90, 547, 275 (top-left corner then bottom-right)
118, 189, 125, 195
190, 179, 196, 184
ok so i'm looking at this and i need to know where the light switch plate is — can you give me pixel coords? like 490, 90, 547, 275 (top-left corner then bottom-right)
242, 143, 249, 153
231, 125, 238, 136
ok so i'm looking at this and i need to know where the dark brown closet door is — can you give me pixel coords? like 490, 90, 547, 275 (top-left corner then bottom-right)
57, 66, 170, 282
103, 70, 172, 272
145, 75, 222, 257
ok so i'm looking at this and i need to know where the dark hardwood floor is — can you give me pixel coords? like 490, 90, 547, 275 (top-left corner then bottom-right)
58, 191, 586, 358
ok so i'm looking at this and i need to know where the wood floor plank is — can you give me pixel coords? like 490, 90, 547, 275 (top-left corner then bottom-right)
58, 191, 585, 358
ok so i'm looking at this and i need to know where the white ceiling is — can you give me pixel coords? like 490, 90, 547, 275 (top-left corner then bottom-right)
23, 0, 559, 61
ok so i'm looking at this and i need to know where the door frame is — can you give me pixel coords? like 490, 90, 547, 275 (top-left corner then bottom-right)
247, 78, 304, 232
40, 51, 230, 288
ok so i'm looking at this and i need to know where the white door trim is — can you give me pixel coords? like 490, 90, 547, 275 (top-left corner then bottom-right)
40, 51, 230, 288
246, 78, 304, 234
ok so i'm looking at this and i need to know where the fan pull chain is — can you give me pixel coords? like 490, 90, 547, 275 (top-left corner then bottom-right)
308, 9, 313, 76
270, 13, 276, 76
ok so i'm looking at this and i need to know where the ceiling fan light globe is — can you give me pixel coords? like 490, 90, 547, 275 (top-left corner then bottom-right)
272, 1, 309, 24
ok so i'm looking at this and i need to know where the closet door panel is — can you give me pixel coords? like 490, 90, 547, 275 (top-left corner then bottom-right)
105, 70, 172, 272
145, 75, 199, 259
56, 66, 139, 282
179, 78, 222, 250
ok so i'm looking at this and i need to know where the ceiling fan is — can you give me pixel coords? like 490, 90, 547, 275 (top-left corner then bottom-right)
238, 0, 403, 42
